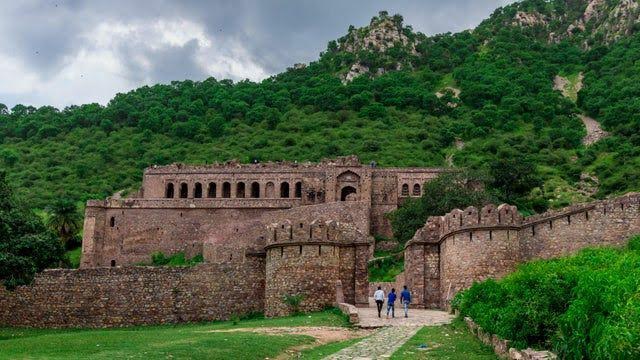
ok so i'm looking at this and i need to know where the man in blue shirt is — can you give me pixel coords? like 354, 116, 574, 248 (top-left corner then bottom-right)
400, 285, 411, 318
386, 288, 397, 319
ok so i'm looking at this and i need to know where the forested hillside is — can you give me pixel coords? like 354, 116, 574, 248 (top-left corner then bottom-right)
1, 0, 639, 214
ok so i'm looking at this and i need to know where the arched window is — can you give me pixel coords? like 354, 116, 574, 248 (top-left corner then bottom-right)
207, 182, 216, 198
165, 183, 174, 198
265, 182, 275, 198
280, 182, 290, 198
222, 182, 231, 198
251, 182, 260, 198
110, 217, 115, 227
340, 186, 357, 201
110, 260, 116, 267
180, 183, 188, 198
295, 182, 302, 198
401, 184, 409, 196
413, 184, 421, 196
236, 182, 246, 198
194, 182, 203, 198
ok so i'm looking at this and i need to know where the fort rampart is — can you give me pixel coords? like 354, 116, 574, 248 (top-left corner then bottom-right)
264, 220, 371, 316
0, 216, 371, 328
405, 193, 640, 309
0, 258, 265, 328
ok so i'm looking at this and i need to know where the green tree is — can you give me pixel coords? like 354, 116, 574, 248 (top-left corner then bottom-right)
489, 154, 542, 205
388, 170, 495, 243
0, 171, 64, 289
46, 199, 82, 247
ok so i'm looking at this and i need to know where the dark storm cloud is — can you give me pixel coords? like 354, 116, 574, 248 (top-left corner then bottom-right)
0, 0, 516, 107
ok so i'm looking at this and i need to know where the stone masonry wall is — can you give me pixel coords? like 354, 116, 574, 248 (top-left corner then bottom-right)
404, 193, 640, 309
264, 219, 371, 317
519, 193, 640, 260
0, 258, 265, 328
82, 200, 370, 268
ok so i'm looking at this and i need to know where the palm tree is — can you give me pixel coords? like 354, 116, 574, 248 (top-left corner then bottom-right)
46, 199, 81, 246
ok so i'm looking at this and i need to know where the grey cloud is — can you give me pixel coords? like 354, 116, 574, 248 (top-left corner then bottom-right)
0, 0, 517, 108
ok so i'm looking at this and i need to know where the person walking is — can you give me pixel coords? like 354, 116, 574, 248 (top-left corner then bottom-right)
386, 288, 397, 319
400, 285, 411, 318
373, 286, 385, 318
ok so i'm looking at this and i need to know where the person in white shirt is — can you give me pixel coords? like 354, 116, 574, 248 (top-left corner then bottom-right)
373, 286, 385, 318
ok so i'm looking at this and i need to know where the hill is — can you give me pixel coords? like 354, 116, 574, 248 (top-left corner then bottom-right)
0, 0, 639, 215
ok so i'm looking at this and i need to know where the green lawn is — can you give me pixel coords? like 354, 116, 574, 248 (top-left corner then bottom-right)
0, 310, 350, 359
391, 320, 497, 359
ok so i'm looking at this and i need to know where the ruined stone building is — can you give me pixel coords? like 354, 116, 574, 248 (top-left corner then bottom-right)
1, 156, 639, 328
81, 156, 445, 268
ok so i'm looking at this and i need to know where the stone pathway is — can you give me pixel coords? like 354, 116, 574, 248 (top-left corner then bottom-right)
323, 325, 421, 360
356, 307, 453, 329
323, 301, 454, 359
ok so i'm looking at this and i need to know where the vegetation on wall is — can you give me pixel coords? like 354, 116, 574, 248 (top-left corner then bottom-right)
145, 252, 204, 267
453, 236, 640, 359
388, 170, 496, 244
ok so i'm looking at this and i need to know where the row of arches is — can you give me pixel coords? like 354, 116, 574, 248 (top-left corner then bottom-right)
401, 183, 422, 197
165, 181, 303, 199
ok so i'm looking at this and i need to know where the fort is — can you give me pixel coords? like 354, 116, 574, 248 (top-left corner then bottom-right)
0, 156, 639, 328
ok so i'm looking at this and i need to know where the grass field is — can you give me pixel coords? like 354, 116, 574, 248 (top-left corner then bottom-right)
0, 310, 350, 359
391, 320, 497, 359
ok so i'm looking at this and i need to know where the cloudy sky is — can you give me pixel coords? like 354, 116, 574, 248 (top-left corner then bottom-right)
0, 0, 516, 108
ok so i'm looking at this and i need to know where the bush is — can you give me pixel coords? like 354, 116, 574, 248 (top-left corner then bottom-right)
456, 237, 640, 358
149, 252, 204, 267
283, 294, 305, 314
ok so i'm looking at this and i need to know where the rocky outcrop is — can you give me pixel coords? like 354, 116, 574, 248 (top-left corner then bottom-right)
513, 0, 640, 46
513, 11, 548, 27
338, 11, 417, 82
580, 114, 609, 145
340, 12, 417, 55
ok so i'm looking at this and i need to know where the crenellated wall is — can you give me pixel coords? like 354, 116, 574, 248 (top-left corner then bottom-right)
405, 193, 640, 309
519, 193, 640, 260
264, 219, 371, 317
82, 199, 371, 268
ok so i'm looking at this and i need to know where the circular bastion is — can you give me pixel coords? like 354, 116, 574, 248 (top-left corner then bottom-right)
264, 219, 362, 317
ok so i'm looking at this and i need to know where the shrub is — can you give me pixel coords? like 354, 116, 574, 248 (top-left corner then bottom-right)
456, 238, 640, 358
283, 294, 305, 314
149, 252, 204, 267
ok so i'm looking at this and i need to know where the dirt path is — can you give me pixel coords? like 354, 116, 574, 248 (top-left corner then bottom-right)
553, 73, 608, 145
580, 114, 609, 145
206, 326, 371, 359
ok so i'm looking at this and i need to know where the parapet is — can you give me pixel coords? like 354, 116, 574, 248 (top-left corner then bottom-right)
408, 193, 640, 248
265, 219, 370, 247
407, 203, 523, 246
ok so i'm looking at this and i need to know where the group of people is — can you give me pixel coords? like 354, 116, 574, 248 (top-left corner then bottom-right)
373, 285, 411, 318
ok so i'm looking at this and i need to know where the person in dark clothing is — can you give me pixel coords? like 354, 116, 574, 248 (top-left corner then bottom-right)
373, 286, 385, 318
400, 285, 411, 318
386, 288, 397, 319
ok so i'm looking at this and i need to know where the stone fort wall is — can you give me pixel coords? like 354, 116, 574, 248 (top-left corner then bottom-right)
0, 216, 371, 328
82, 199, 371, 268
264, 219, 371, 317
0, 258, 265, 328
405, 193, 640, 308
